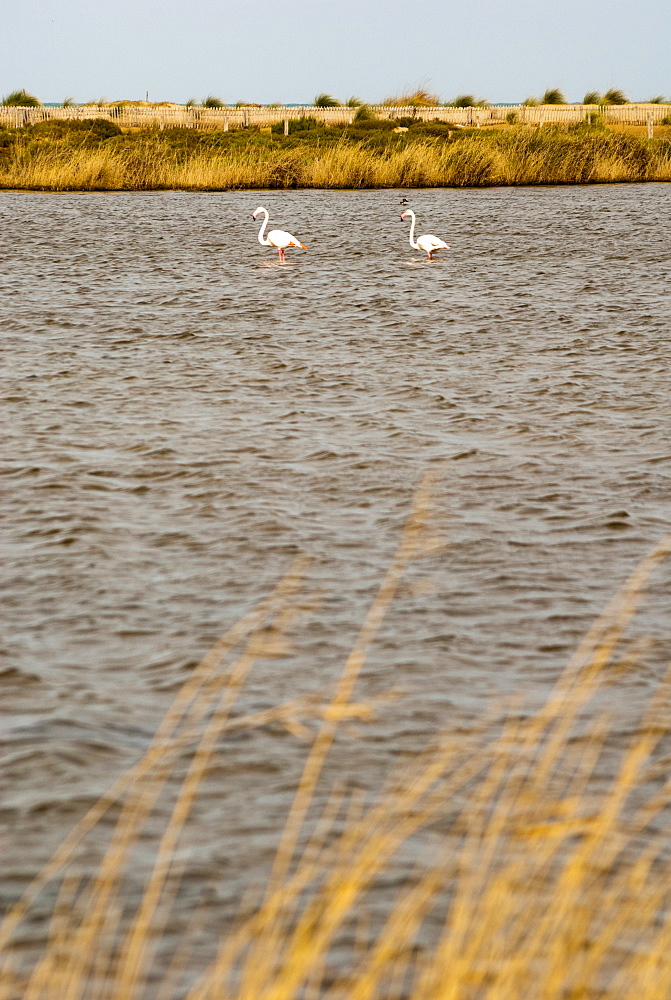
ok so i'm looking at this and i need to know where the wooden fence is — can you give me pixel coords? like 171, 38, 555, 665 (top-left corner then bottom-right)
0, 104, 669, 130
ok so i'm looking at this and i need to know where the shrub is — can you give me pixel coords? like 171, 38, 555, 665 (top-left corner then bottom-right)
271, 118, 326, 136
353, 104, 376, 122
522, 96, 540, 107
26, 118, 122, 140
2, 89, 41, 107
506, 110, 519, 124
289, 115, 319, 133
409, 121, 457, 138
584, 111, 605, 127
583, 91, 601, 104
346, 96, 363, 107
202, 95, 224, 108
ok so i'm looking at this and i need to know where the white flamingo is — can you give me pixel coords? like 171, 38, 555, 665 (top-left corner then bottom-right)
400, 209, 450, 260
252, 206, 307, 261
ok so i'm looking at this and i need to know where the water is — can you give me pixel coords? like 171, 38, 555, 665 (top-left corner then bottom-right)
1, 184, 670, 981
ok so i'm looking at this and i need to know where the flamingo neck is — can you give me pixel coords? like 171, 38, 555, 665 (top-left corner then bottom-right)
257, 209, 272, 246
407, 212, 419, 250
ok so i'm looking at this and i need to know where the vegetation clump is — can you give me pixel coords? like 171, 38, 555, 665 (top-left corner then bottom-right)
202, 95, 225, 108
603, 87, 629, 105
450, 94, 489, 108
383, 87, 441, 107
27, 118, 122, 141
314, 93, 342, 107
352, 103, 376, 122
2, 88, 41, 107
541, 87, 568, 104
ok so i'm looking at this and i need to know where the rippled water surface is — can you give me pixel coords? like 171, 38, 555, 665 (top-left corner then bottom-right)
2, 185, 670, 977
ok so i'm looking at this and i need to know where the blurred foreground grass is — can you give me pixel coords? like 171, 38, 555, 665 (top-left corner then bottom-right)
1, 121, 671, 189
1, 475, 671, 999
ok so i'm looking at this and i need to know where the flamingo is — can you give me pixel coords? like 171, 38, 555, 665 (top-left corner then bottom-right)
252, 206, 307, 261
400, 209, 450, 260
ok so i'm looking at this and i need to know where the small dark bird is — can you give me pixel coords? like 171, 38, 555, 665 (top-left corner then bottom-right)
399, 198, 409, 205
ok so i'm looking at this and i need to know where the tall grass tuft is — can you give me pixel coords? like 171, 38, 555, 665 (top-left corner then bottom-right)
314, 93, 342, 108
541, 88, 567, 105
603, 88, 629, 105
1, 475, 671, 1000
383, 88, 441, 107
202, 95, 224, 109
450, 94, 489, 108
2, 88, 41, 107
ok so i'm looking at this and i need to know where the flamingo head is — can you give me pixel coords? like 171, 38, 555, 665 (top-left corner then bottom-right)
251, 206, 265, 219
400, 211, 411, 221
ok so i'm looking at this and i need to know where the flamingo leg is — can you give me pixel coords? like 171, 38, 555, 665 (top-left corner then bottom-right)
278, 248, 285, 261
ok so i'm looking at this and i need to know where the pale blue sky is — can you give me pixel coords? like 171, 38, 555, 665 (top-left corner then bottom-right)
3, 0, 669, 106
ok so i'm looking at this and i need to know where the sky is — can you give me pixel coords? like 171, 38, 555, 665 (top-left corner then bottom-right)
3, 0, 669, 106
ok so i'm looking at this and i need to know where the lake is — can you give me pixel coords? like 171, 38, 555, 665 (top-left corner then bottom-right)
1, 184, 670, 990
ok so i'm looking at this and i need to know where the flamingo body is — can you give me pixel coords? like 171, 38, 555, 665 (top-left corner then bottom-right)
252, 207, 306, 261
400, 210, 450, 260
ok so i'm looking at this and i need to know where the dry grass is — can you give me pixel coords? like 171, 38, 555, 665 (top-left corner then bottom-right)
381, 89, 441, 108
1, 476, 671, 1000
2, 129, 670, 190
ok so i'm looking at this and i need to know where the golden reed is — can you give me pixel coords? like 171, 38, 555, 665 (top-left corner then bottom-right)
1, 477, 671, 999
2, 131, 671, 190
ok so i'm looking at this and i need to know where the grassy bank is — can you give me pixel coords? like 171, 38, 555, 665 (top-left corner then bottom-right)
1, 118, 670, 189
1, 476, 671, 1000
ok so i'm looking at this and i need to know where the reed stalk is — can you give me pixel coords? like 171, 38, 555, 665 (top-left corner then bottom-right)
1, 481, 670, 1000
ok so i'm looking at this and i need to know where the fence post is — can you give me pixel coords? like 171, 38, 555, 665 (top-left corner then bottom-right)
284, 117, 289, 135
647, 113, 654, 139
